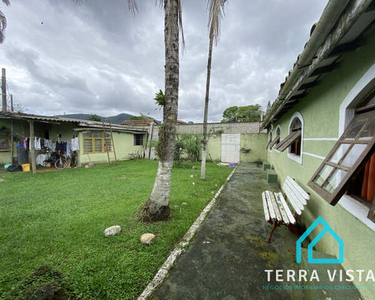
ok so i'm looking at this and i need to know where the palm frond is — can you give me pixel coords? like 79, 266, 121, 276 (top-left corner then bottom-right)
128, 0, 138, 15
0, 10, 6, 43
207, 0, 226, 45
178, 0, 185, 50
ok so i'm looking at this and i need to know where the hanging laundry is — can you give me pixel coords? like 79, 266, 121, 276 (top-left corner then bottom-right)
34, 137, 41, 150
71, 137, 79, 151
66, 141, 71, 157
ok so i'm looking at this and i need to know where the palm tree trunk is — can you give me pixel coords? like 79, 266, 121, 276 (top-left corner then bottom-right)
200, 33, 214, 180
142, 0, 179, 222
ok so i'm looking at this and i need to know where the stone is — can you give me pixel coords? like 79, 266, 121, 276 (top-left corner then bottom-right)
140, 233, 156, 245
192, 166, 197, 170
0, 178, 4, 183
104, 225, 121, 237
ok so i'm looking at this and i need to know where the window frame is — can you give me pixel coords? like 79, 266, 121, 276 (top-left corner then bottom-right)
286, 112, 303, 164
83, 132, 112, 154
0, 135, 11, 152
307, 98, 375, 207
269, 126, 281, 150
134, 134, 144, 146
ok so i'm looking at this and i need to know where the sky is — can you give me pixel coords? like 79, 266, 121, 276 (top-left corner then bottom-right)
0, 0, 329, 122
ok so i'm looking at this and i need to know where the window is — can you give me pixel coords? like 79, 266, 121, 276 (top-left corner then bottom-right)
134, 134, 144, 146
83, 132, 111, 153
269, 126, 281, 149
266, 131, 272, 150
289, 118, 302, 156
0, 135, 10, 152
308, 88, 375, 222
276, 116, 302, 153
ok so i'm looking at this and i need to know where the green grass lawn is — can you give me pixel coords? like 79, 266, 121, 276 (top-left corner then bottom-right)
0, 160, 232, 299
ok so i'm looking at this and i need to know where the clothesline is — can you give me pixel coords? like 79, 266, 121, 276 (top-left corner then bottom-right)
23, 137, 79, 157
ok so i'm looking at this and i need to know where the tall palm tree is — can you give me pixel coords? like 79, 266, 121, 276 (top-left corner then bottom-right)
127, 0, 184, 221
200, 0, 226, 180
0, 0, 10, 44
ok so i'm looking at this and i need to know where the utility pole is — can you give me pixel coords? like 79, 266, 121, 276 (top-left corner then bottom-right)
30, 120, 37, 174
10, 94, 14, 163
1, 68, 7, 112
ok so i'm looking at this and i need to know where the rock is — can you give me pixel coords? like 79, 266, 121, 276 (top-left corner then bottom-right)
0, 178, 4, 183
85, 162, 95, 169
192, 166, 197, 170
217, 162, 229, 167
182, 202, 188, 206
190, 175, 194, 178
140, 233, 156, 245
104, 225, 121, 237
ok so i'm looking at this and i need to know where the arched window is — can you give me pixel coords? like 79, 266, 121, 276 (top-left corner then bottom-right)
268, 125, 281, 149
289, 117, 302, 156
266, 130, 273, 151
275, 112, 303, 164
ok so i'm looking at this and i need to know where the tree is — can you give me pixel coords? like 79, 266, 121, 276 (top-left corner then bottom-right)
87, 114, 102, 122
128, 0, 183, 222
201, 0, 226, 180
0, 0, 10, 44
221, 104, 262, 123
130, 115, 154, 120
154, 89, 166, 109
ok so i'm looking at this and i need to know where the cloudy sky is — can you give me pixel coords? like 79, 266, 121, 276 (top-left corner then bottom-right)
1, 0, 328, 122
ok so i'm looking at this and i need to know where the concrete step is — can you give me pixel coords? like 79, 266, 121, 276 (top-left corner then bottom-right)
299, 248, 363, 300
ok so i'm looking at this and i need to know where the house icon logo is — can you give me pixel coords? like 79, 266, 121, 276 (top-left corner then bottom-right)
296, 216, 344, 264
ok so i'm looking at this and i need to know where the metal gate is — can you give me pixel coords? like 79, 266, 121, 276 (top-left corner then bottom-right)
221, 134, 240, 163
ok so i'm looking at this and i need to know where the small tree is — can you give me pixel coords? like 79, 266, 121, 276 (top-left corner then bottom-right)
87, 114, 102, 122
221, 104, 262, 123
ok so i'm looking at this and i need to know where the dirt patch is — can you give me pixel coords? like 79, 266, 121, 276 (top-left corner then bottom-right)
5, 265, 74, 300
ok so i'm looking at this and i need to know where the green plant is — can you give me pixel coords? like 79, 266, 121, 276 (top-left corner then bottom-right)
128, 151, 143, 160
174, 134, 185, 166
179, 133, 202, 162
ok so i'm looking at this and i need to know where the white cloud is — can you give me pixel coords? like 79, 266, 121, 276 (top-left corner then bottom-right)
0, 0, 328, 122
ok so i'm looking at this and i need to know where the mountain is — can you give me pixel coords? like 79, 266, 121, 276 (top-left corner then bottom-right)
55, 113, 134, 124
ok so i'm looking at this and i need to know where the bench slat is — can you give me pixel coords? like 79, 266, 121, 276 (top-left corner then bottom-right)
283, 184, 303, 215
262, 192, 270, 221
267, 191, 282, 222
273, 192, 290, 225
286, 176, 310, 200
284, 179, 307, 206
277, 192, 296, 224
264, 191, 276, 220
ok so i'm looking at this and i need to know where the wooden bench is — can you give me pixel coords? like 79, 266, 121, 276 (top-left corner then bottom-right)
262, 176, 310, 243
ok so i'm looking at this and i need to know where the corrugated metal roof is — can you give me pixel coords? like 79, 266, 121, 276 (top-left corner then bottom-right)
0, 111, 147, 132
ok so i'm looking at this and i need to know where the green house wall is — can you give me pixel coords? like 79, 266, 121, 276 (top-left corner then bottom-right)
78, 131, 146, 165
267, 27, 375, 299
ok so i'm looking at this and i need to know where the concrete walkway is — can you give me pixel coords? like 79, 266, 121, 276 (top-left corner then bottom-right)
151, 163, 304, 300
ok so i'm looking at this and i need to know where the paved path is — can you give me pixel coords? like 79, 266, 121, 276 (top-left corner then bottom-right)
151, 163, 303, 300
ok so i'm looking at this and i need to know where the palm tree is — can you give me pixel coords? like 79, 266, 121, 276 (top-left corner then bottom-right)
0, 0, 10, 44
200, 0, 226, 180
127, 0, 184, 221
